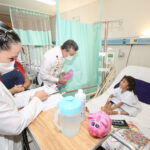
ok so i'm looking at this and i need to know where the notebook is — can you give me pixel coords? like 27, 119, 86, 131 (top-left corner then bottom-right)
112, 119, 129, 129
102, 121, 150, 150
116, 129, 149, 150
114, 122, 150, 150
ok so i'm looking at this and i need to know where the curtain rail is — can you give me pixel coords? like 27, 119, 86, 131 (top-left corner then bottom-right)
62, 85, 99, 95
95, 19, 123, 24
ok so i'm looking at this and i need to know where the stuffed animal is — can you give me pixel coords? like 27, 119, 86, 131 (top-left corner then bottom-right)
57, 69, 73, 87
88, 111, 111, 138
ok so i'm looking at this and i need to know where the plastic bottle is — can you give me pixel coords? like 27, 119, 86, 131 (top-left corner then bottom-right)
75, 89, 86, 121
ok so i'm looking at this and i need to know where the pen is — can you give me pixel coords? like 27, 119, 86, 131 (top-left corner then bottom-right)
49, 92, 59, 96
48, 91, 66, 96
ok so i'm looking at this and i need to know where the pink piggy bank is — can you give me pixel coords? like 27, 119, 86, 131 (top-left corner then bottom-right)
57, 69, 73, 87
88, 111, 111, 138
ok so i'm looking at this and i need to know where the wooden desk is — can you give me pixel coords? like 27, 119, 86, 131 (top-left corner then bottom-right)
28, 108, 104, 150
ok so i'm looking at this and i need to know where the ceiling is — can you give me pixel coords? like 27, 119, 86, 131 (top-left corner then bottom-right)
0, 0, 97, 16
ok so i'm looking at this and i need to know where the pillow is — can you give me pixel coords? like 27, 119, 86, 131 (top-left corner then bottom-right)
114, 78, 150, 104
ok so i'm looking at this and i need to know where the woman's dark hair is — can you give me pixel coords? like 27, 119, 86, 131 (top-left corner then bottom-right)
0, 21, 21, 51
61, 40, 78, 52
122, 76, 136, 91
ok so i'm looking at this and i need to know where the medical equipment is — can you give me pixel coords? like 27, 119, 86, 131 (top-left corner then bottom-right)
18, 45, 52, 88
106, 50, 114, 65
99, 19, 123, 81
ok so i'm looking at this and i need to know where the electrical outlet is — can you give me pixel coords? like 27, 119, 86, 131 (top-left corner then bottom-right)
130, 38, 138, 44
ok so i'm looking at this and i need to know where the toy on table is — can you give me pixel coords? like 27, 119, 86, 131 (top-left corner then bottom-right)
88, 111, 112, 138
57, 69, 73, 87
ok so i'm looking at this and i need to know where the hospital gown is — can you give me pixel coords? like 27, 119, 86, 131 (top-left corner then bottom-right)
109, 87, 141, 117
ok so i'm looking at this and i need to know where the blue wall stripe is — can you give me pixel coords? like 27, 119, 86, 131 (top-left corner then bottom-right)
138, 38, 150, 44
102, 38, 150, 45
53, 38, 150, 45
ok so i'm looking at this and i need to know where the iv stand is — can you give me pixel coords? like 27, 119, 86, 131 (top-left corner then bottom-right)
99, 19, 123, 81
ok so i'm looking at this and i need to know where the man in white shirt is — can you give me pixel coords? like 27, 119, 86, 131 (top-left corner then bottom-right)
38, 40, 78, 89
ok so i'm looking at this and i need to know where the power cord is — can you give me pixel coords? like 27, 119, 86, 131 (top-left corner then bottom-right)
126, 44, 133, 66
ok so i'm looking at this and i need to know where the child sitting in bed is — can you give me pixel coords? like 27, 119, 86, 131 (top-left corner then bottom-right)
101, 76, 141, 116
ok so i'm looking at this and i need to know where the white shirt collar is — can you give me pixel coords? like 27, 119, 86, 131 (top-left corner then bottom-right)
55, 46, 65, 60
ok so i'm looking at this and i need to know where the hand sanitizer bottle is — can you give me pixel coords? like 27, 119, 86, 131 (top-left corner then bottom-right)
75, 89, 86, 121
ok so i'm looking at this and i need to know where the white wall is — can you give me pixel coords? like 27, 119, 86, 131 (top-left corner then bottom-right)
61, 0, 100, 23
102, 0, 150, 73
50, 0, 100, 42
58, 0, 150, 39
108, 45, 150, 74
102, 0, 150, 39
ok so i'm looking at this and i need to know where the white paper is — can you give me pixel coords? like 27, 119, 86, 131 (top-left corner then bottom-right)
42, 94, 63, 111
13, 85, 63, 111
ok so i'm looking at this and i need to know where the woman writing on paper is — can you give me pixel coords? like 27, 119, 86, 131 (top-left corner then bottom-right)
0, 21, 49, 150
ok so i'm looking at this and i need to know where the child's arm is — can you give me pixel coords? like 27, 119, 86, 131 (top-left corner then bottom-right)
111, 102, 124, 110
101, 94, 115, 112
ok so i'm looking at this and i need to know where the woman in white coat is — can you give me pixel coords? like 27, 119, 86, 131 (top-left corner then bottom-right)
0, 21, 49, 150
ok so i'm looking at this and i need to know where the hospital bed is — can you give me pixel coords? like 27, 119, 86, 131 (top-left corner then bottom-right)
21, 45, 52, 73
86, 65, 150, 150
18, 45, 52, 88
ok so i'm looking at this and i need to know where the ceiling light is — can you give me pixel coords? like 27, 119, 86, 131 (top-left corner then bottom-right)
36, 0, 56, 5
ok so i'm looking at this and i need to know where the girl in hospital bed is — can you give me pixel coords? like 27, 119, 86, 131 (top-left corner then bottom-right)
101, 76, 141, 117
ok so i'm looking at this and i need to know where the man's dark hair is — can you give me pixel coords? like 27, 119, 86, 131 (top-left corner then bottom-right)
61, 40, 78, 52
0, 21, 21, 51
122, 76, 136, 91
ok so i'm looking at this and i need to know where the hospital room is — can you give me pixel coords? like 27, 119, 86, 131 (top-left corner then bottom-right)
0, 0, 150, 150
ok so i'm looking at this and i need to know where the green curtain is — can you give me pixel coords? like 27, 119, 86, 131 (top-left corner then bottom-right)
13, 30, 52, 45
10, 8, 52, 45
56, 1, 102, 92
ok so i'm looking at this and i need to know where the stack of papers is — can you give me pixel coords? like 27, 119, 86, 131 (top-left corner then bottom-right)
14, 86, 63, 111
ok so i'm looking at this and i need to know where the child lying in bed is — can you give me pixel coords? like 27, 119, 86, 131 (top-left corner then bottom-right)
101, 76, 141, 116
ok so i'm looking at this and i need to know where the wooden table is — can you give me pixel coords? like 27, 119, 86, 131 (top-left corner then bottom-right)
28, 108, 104, 150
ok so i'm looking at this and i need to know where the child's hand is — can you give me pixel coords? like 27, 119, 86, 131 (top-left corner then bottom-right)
62, 72, 66, 77
101, 107, 111, 114
101, 106, 107, 112
107, 109, 113, 115
58, 78, 67, 84
109, 94, 114, 99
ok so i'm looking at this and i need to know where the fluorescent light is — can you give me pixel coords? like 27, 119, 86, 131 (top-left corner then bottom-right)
36, 0, 56, 5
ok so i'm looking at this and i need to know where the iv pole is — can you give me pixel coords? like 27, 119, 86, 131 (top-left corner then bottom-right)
103, 21, 109, 80
99, 19, 123, 81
